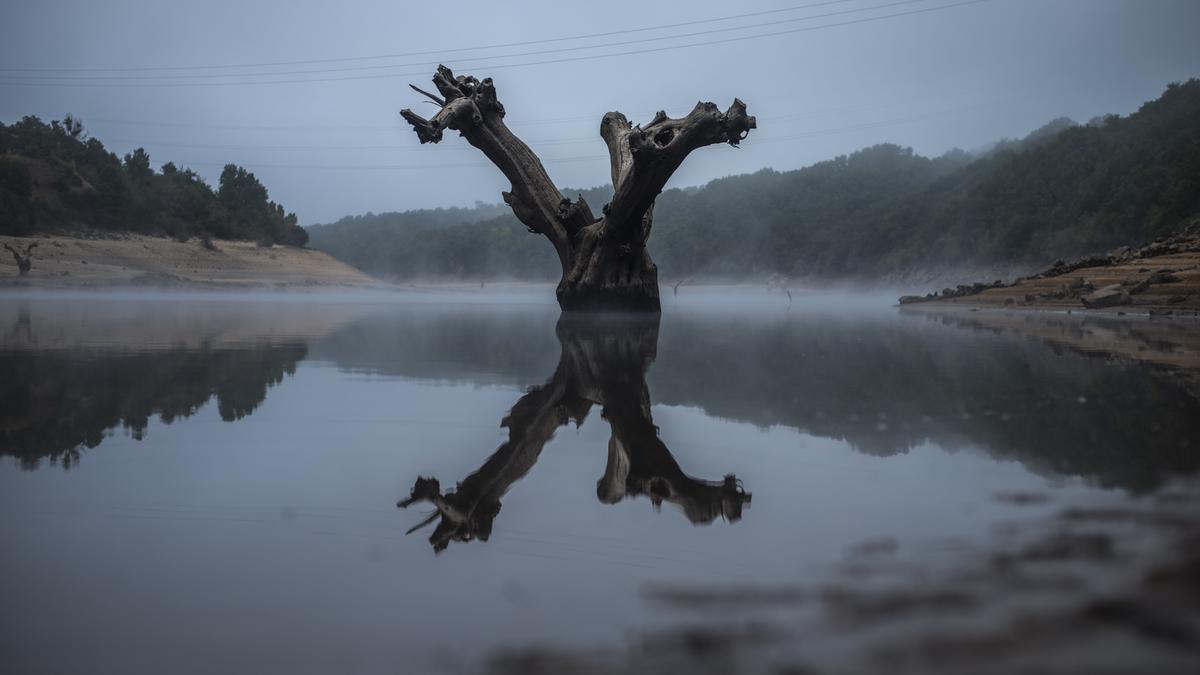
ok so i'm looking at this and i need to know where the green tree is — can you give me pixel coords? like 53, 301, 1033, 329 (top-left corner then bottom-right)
123, 148, 152, 182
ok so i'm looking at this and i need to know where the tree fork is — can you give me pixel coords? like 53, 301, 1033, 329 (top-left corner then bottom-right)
400, 65, 755, 312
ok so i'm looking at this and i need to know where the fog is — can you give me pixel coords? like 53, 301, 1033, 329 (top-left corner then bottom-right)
3, 0, 1199, 225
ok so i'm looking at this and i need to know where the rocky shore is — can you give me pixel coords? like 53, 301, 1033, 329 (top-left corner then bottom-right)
898, 221, 1200, 316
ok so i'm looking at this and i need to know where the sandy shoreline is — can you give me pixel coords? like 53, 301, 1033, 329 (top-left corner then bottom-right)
0, 234, 379, 289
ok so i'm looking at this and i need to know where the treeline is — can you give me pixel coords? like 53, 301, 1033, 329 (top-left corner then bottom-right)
309, 79, 1200, 280
0, 116, 308, 245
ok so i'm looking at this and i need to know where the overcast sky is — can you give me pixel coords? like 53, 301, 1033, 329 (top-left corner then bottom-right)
2, 0, 1198, 224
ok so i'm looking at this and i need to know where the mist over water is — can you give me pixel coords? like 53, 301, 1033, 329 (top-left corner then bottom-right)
1, 290, 1196, 673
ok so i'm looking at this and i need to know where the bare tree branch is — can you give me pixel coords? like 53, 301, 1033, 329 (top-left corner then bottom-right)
398, 67, 754, 312
400, 65, 595, 269
603, 100, 755, 243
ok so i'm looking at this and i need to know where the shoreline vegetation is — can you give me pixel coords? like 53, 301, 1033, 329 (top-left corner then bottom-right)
1, 116, 309, 246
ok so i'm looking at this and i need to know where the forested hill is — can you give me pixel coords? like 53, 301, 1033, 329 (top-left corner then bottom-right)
0, 116, 308, 246
309, 80, 1200, 281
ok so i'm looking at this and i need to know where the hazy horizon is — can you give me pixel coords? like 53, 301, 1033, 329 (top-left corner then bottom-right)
3, 0, 1199, 225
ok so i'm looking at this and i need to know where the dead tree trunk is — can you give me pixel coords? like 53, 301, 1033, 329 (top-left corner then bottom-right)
400, 66, 755, 312
3, 242, 37, 277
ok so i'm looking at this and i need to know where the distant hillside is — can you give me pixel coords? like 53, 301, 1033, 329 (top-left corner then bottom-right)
0, 116, 308, 246
308, 80, 1200, 281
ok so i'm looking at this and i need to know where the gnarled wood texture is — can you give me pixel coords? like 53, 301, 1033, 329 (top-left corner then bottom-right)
400, 66, 755, 312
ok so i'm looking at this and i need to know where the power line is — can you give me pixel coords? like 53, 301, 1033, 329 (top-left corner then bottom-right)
0, 0, 930, 82
0, 0, 855, 74
0, 112, 642, 130
755, 104, 993, 140
176, 155, 610, 171
30, 99, 993, 159
96, 105, 980, 152
0, 98, 927, 133
100, 136, 602, 152
154, 107, 990, 172
0, 1, 989, 88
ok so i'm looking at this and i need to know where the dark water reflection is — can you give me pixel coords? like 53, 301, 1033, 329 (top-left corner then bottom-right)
1, 344, 306, 468
316, 301, 1200, 493
1, 292, 1198, 674
4, 296, 1197, 490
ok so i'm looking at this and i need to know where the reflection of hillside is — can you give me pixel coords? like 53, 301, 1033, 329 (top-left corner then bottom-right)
652, 315, 1200, 491
315, 310, 1200, 492
0, 344, 307, 469
0, 296, 373, 469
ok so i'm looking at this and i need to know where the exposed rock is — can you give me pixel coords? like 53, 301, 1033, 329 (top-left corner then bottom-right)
1040, 285, 1070, 300
1043, 255, 1114, 278
900, 219, 1200, 310
1081, 284, 1131, 309
1131, 270, 1182, 294
1109, 245, 1133, 261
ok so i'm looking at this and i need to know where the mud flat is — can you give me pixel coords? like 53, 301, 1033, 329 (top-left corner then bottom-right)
0, 233, 379, 289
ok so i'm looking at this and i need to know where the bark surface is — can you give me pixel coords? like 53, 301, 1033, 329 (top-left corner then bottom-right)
400, 66, 755, 312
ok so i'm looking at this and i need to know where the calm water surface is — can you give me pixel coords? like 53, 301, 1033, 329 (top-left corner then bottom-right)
1, 290, 1197, 674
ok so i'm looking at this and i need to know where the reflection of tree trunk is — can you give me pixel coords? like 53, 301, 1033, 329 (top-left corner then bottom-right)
398, 315, 750, 552
399, 66, 755, 312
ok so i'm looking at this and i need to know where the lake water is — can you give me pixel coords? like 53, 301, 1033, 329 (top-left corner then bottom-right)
1, 289, 1197, 674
